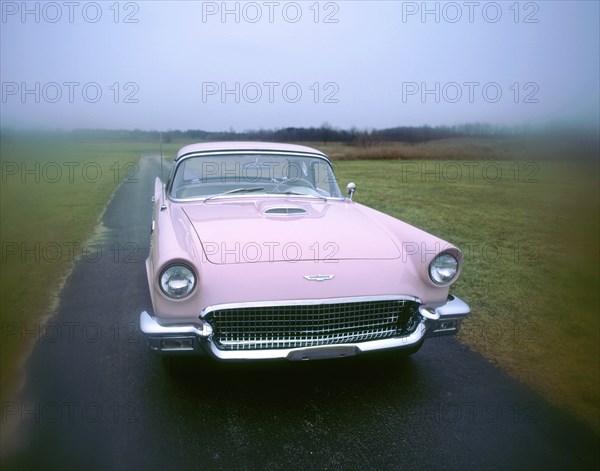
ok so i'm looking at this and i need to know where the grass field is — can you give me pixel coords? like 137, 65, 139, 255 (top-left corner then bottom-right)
333, 157, 599, 432
1, 135, 598, 432
0, 138, 182, 404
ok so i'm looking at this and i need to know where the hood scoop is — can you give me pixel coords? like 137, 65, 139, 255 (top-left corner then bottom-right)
263, 207, 308, 216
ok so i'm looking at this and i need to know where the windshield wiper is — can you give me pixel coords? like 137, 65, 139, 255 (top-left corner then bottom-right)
205, 187, 265, 201
268, 191, 306, 196
268, 191, 327, 201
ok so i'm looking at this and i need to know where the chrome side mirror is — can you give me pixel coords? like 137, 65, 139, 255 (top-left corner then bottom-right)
346, 182, 356, 200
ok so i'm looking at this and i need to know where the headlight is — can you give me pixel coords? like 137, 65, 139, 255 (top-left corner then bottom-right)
429, 253, 459, 285
160, 264, 196, 299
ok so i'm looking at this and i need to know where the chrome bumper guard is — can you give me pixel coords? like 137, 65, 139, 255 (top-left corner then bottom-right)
423, 295, 471, 338
139, 295, 470, 360
139, 311, 213, 354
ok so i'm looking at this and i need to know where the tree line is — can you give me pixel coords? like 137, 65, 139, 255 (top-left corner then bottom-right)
0, 122, 546, 145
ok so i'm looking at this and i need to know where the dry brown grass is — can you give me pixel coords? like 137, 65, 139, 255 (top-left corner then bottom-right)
295, 135, 597, 162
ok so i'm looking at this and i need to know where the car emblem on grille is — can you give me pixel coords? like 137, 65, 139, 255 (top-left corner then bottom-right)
303, 275, 335, 282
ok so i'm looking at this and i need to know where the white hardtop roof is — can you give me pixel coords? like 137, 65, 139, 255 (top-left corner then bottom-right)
176, 141, 329, 160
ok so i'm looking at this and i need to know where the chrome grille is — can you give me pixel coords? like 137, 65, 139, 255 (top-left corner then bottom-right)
205, 300, 420, 350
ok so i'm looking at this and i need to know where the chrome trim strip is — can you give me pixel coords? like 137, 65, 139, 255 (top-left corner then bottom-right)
176, 149, 331, 162
200, 295, 421, 318
169, 193, 344, 203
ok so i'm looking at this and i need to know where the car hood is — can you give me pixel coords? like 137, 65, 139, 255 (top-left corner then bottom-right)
181, 198, 401, 264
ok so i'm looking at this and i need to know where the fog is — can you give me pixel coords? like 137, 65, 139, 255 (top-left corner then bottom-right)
1, 1, 599, 131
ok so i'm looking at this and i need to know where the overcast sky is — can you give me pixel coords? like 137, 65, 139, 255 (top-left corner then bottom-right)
1, 0, 598, 131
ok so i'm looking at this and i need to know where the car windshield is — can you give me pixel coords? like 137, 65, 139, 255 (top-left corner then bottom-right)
169, 153, 343, 200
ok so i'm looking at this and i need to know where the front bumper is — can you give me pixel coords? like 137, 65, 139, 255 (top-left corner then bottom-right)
139, 295, 470, 360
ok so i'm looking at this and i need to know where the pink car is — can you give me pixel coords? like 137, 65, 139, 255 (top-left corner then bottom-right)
140, 142, 470, 360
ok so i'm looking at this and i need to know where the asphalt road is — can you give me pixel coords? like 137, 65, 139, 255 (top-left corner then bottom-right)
2, 155, 598, 470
